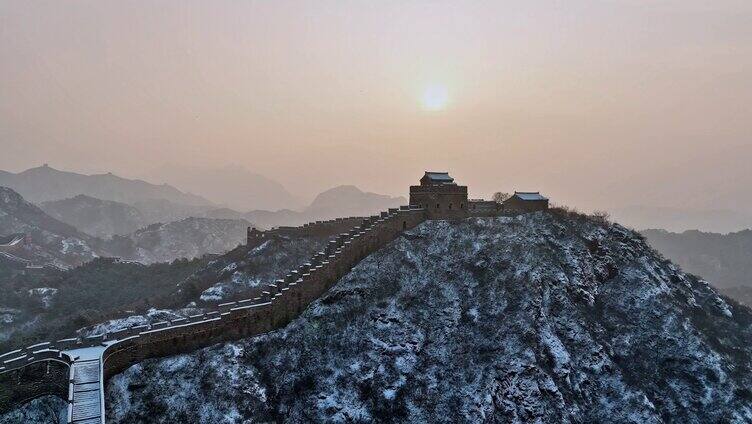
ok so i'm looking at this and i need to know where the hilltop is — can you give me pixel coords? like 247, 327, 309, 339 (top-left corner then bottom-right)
37, 212, 748, 422
4, 210, 752, 422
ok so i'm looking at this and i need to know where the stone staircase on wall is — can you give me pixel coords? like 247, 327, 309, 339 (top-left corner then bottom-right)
69, 359, 103, 423
0, 205, 427, 424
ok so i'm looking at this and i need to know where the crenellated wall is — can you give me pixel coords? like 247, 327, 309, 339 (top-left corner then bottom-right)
270, 216, 365, 238
0, 349, 71, 413
468, 199, 501, 217
100, 206, 426, 386
0, 206, 427, 421
248, 216, 364, 246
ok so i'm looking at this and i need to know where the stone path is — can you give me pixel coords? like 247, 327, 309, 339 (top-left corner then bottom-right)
66, 347, 107, 424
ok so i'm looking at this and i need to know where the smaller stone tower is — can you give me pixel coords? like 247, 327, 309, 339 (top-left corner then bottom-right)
247, 227, 264, 246
409, 171, 468, 220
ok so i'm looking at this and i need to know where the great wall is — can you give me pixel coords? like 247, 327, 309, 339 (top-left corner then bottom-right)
0, 172, 549, 423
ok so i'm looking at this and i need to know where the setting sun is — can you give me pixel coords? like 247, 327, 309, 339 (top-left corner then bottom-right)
420, 84, 449, 111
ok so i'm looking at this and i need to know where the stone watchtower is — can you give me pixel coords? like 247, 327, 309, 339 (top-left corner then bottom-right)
247, 226, 264, 246
409, 171, 468, 220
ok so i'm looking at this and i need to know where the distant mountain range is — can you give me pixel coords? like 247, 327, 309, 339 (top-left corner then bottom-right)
642, 228, 752, 290
3, 166, 407, 229
204, 185, 405, 228
38, 183, 406, 236
41, 195, 148, 238
305, 185, 406, 220
0, 187, 99, 267
0, 165, 212, 206
0, 179, 407, 268
0, 187, 249, 267
0, 164, 411, 270
149, 165, 302, 211
642, 227, 752, 308
612, 205, 752, 233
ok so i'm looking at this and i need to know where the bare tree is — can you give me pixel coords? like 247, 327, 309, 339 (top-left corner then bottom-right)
492, 192, 511, 204
591, 210, 611, 224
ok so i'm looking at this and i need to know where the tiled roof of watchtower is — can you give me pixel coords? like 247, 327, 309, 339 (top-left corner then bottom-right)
513, 191, 548, 201
422, 171, 455, 184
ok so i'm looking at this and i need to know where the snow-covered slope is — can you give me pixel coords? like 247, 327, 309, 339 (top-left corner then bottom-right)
0, 224, 326, 355
0, 186, 99, 267
0, 396, 66, 424
114, 217, 251, 264
93, 213, 752, 423
4, 212, 752, 423
194, 234, 328, 302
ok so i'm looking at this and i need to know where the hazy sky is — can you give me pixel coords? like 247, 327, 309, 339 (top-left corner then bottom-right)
1, 0, 750, 211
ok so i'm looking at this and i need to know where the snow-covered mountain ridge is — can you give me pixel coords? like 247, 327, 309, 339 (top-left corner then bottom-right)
4, 211, 752, 423
0, 186, 98, 267
95, 212, 752, 423
110, 217, 250, 264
